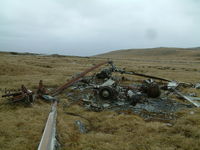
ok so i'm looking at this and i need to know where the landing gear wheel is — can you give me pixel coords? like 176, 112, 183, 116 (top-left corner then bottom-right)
99, 86, 115, 100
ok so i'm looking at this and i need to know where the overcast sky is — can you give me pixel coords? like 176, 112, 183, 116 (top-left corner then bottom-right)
0, 0, 200, 56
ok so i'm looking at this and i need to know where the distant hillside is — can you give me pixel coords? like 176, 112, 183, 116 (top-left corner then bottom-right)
0, 51, 40, 56
96, 47, 200, 59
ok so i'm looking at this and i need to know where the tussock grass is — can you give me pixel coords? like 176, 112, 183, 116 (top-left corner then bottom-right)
0, 49, 200, 150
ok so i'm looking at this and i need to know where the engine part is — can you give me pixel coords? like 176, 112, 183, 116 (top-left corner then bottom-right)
141, 80, 161, 98
147, 83, 161, 98
98, 86, 116, 100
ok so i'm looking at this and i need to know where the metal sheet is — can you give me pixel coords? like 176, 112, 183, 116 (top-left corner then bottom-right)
174, 90, 200, 107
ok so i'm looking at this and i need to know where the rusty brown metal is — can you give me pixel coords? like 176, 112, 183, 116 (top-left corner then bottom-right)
2, 85, 34, 104
50, 61, 109, 96
2, 92, 22, 98
37, 80, 48, 98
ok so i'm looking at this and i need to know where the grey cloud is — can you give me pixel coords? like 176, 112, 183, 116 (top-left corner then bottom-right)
0, 0, 200, 56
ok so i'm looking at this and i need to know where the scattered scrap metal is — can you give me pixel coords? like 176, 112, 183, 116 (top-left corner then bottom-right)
63, 61, 200, 121
37, 61, 110, 150
1, 60, 200, 150
1, 60, 200, 114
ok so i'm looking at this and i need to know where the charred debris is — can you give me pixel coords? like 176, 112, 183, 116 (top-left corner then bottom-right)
2, 60, 200, 150
1, 61, 200, 121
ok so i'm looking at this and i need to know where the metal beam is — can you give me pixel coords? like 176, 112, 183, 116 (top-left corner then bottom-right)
174, 89, 200, 107
51, 61, 109, 96
38, 101, 58, 150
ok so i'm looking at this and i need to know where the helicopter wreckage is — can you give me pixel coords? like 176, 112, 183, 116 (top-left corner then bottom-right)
63, 61, 200, 121
2, 60, 199, 121
2, 60, 200, 150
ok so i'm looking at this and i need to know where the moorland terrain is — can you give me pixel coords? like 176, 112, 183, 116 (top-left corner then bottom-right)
0, 47, 200, 150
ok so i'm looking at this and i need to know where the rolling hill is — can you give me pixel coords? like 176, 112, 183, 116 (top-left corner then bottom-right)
96, 47, 200, 60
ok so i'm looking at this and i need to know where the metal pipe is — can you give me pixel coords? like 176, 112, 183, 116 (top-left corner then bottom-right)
174, 89, 200, 107
51, 61, 109, 96
124, 71, 171, 82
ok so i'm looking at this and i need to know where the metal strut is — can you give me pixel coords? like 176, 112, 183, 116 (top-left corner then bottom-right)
173, 89, 200, 107
50, 61, 110, 96
38, 101, 58, 150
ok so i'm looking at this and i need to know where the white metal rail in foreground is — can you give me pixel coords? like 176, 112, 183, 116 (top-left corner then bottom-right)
38, 101, 58, 150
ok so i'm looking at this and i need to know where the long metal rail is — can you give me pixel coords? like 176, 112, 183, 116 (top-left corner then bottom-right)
174, 89, 200, 107
125, 71, 172, 82
51, 61, 109, 96
38, 101, 58, 150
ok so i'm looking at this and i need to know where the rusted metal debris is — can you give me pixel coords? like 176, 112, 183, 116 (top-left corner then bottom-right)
1, 61, 199, 112
37, 80, 49, 97
36, 80, 58, 102
1, 61, 111, 104
2, 85, 34, 104
96, 61, 172, 82
50, 61, 111, 96
64, 62, 199, 121
38, 61, 112, 149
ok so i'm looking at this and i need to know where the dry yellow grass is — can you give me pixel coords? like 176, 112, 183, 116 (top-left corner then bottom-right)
0, 49, 200, 150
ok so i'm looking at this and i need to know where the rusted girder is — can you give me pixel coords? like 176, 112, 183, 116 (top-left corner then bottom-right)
50, 61, 110, 96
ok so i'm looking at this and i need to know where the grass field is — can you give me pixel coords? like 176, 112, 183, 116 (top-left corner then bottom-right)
0, 48, 200, 150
